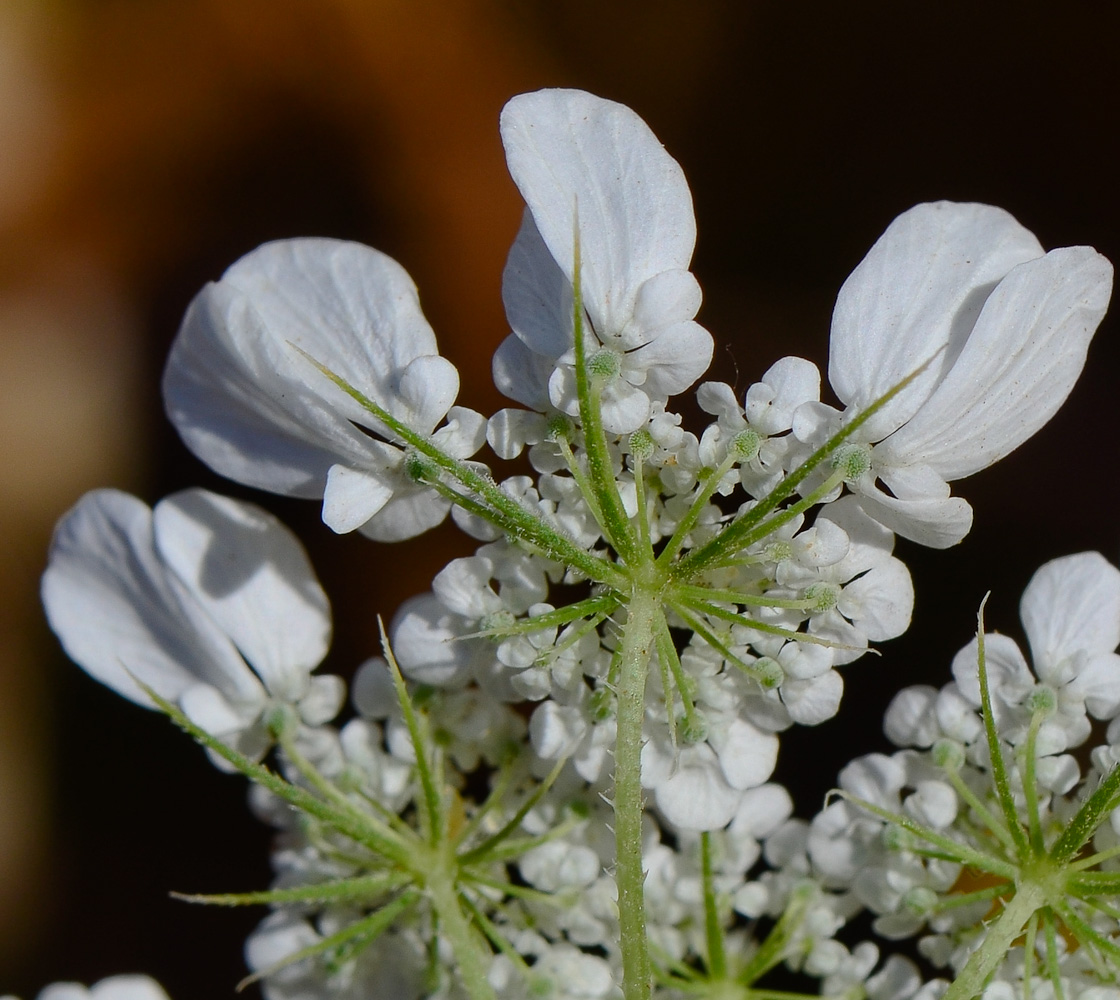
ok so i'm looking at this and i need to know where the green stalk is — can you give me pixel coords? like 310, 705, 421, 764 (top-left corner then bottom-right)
940, 883, 1046, 1000
426, 859, 497, 1000
614, 588, 661, 1000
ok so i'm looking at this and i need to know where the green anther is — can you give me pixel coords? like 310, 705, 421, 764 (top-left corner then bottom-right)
804, 582, 840, 612
831, 442, 872, 482
932, 738, 965, 772
546, 413, 574, 441
1026, 684, 1058, 715
589, 686, 616, 721
628, 428, 655, 461
680, 712, 709, 745
731, 429, 761, 462
752, 657, 784, 689
588, 347, 622, 382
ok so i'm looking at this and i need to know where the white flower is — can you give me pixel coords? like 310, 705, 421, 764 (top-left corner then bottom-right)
798, 201, 1112, 547
496, 88, 713, 434
950, 551, 1120, 753
163, 238, 485, 540
42, 488, 340, 757
5, 977, 171, 1000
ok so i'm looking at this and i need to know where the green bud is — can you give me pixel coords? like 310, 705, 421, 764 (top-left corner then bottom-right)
628, 428, 655, 461
804, 582, 840, 612
883, 823, 915, 852
932, 738, 965, 772
680, 711, 709, 745
588, 348, 622, 382
405, 450, 438, 483
731, 429, 761, 462
764, 540, 793, 563
902, 885, 938, 916
1026, 684, 1058, 716
831, 442, 872, 482
751, 656, 785, 689
264, 702, 299, 739
479, 609, 516, 636
546, 413, 574, 441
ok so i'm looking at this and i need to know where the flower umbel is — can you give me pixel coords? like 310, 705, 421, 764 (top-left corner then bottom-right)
31, 87, 1115, 1000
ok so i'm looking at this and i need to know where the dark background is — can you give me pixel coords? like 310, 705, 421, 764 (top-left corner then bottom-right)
2, 2, 1118, 996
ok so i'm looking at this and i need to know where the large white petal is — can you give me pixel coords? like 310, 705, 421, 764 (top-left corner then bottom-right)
829, 202, 1043, 440
41, 490, 261, 709
1020, 552, 1120, 668
852, 480, 973, 549
163, 239, 453, 496
877, 246, 1113, 479
152, 489, 331, 702
501, 89, 696, 339
502, 208, 575, 359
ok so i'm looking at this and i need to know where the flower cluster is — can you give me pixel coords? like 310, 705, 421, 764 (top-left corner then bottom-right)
24, 88, 1115, 1000
810, 553, 1120, 1000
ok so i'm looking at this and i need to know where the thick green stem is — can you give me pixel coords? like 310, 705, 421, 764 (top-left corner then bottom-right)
941, 883, 1046, 1000
614, 588, 660, 1000
427, 857, 497, 1000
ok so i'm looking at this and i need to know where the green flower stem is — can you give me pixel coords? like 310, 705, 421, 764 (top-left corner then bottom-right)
944, 768, 1018, 856
677, 357, 936, 581
1022, 711, 1046, 853
700, 832, 727, 979
940, 882, 1047, 1000
293, 346, 625, 589
569, 229, 638, 566
615, 586, 662, 1000
674, 583, 817, 611
975, 605, 1032, 860
656, 452, 739, 568
425, 858, 498, 1000
1052, 760, 1120, 864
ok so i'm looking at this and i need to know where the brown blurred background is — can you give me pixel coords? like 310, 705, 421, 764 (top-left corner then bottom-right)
2, 1, 1119, 996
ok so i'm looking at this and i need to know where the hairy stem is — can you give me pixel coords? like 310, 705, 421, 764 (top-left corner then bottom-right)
614, 587, 660, 1000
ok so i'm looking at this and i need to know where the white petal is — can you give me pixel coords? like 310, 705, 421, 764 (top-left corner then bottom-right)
782, 670, 844, 725
89, 977, 172, 1000
322, 463, 394, 533
163, 238, 453, 497
624, 319, 714, 397
491, 333, 555, 411
838, 557, 914, 641
878, 246, 1113, 478
501, 208, 575, 360
711, 717, 779, 790
1021, 552, 1120, 667
853, 480, 973, 549
746, 356, 822, 434
389, 593, 473, 686
356, 486, 452, 542
884, 686, 941, 747
630, 270, 703, 343
41, 489, 260, 709
829, 202, 1043, 440
152, 489, 330, 702
649, 745, 742, 831
501, 89, 696, 338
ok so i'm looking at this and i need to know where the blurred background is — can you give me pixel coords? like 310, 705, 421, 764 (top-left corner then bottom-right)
2, 1, 1119, 996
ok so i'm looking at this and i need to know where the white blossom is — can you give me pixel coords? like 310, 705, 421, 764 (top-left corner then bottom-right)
497, 89, 713, 433
42, 488, 340, 757
798, 201, 1112, 547
163, 238, 485, 540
